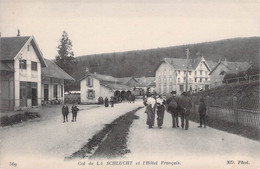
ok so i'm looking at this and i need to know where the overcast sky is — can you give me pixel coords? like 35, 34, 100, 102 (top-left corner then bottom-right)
0, 0, 260, 59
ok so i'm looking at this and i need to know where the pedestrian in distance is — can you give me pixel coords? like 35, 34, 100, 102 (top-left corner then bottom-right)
144, 93, 156, 128
179, 92, 192, 130
131, 94, 136, 103
166, 91, 179, 128
110, 96, 114, 107
62, 103, 69, 123
104, 97, 109, 107
156, 94, 166, 129
198, 98, 207, 128
71, 103, 79, 122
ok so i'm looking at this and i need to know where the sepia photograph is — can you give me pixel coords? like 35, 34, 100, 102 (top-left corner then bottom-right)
0, 0, 260, 169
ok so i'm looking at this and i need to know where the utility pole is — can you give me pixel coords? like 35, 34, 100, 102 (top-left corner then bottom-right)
186, 48, 189, 92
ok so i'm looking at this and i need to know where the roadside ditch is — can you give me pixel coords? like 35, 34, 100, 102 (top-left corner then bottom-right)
65, 107, 143, 160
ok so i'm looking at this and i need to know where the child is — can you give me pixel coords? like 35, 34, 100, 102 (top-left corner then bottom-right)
71, 103, 79, 122
198, 98, 207, 128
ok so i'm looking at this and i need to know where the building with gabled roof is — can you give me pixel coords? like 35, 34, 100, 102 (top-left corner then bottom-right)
80, 72, 133, 103
155, 56, 217, 95
0, 35, 73, 110
209, 59, 251, 87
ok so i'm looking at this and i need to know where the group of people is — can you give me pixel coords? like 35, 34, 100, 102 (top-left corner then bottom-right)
62, 103, 79, 123
143, 91, 207, 130
104, 96, 115, 108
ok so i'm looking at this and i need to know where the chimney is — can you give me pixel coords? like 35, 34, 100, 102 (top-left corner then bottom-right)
17, 29, 20, 36
0, 32, 1, 38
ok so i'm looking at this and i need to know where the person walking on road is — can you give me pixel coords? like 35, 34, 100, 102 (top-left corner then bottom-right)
198, 98, 207, 128
110, 96, 114, 107
156, 94, 166, 129
179, 92, 192, 130
71, 103, 79, 122
104, 97, 109, 107
144, 94, 156, 128
62, 103, 69, 123
131, 94, 136, 103
166, 91, 179, 128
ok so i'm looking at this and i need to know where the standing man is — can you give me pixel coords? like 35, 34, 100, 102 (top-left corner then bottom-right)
144, 94, 156, 128
179, 92, 192, 130
71, 103, 79, 122
131, 94, 136, 103
198, 98, 207, 128
156, 94, 166, 129
166, 91, 179, 128
62, 103, 69, 123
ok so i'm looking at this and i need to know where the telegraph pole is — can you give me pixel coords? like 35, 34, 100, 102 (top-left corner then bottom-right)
186, 48, 189, 92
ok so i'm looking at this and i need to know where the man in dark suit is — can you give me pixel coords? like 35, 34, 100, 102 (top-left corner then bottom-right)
62, 103, 69, 123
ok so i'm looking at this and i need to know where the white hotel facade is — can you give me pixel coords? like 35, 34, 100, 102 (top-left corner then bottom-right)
155, 57, 215, 95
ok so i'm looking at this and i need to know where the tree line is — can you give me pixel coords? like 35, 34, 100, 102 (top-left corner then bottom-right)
55, 31, 260, 91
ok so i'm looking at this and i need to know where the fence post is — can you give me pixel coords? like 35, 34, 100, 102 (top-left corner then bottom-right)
233, 96, 238, 123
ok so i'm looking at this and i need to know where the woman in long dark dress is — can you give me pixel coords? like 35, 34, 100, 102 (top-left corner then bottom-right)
104, 97, 109, 107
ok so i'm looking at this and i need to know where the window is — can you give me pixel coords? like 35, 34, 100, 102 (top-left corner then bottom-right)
205, 78, 208, 82
189, 71, 191, 75
194, 78, 197, 82
195, 71, 197, 75
86, 77, 93, 87
179, 85, 184, 92
87, 89, 95, 99
31, 61, 37, 71
189, 78, 192, 82
205, 71, 208, 75
200, 70, 202, 75
61, 85, 63, 97
27, 45, 30, 51
178, 78, 180, 83
178, 70, 180, 74
183, 77, 186, 82
19, 60, 27, 69
190, 85, 192, 91
200, 78, 202, 82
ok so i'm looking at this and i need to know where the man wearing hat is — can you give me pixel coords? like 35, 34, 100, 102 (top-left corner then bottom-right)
179, 92, 192, 130
166, 91, 179, 128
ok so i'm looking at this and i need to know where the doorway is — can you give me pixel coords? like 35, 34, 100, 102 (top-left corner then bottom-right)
31, 82, 38, 106
44, 84, 49, 101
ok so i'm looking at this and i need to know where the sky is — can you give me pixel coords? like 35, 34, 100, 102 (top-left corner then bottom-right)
0, 0, 260, 60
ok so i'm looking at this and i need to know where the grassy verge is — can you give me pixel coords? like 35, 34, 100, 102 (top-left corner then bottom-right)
1, 112, 40, 127
189, 114, 260, 141
66, 107, 142, 160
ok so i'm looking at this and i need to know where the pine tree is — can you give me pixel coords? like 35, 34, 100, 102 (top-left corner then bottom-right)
56, 31, 74, 74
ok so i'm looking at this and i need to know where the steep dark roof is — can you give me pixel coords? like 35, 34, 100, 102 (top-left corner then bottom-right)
136, 77, 155, 87
42, 59, 74, 80
0, 36, 46, 67
0, 62, 14, 72
226, 61, 251, 73
209, 61, 251, 75
0, 36, 30, 60
79, 73, 132, 90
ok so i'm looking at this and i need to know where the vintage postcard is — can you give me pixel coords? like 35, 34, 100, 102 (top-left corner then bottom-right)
0, 0, 259, 169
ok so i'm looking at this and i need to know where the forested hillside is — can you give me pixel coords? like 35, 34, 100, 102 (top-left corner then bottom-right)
69, 37, 260, 90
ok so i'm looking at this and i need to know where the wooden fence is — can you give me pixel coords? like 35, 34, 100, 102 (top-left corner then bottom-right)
192, 96, 260, 129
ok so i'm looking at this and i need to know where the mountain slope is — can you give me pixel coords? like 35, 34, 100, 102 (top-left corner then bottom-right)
68, 36, 260, 90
